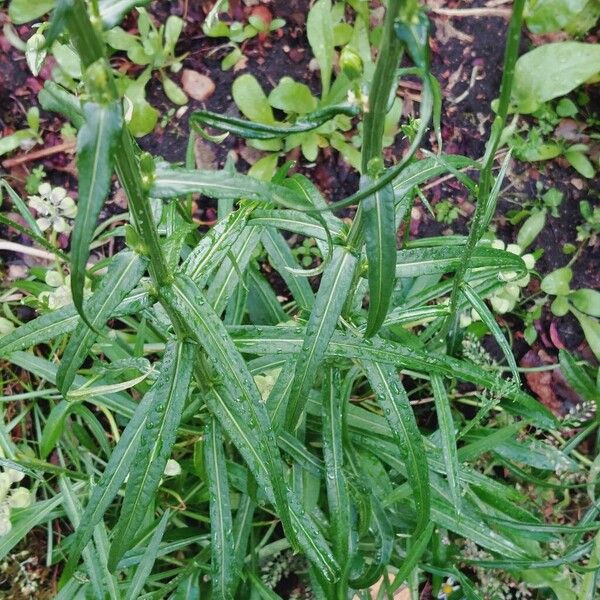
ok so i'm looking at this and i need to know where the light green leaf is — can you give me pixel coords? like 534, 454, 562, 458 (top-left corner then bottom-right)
541, 267, 573, 296
511, 42, 600, 113
232, 74, 276, 124
268, 77, 318, 114
517, 209, 546, 250
570, 289, 600, 317
71, 101, 123, 323
9, 0, 54, 24
307, 0, 334, 96
571, 309, 600, 362
565, 149, 595, 179
162, 76, 188, 106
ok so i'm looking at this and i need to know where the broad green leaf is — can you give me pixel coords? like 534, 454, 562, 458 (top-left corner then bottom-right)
40, 400, 72, 459
205, 418, 236, 599
570, 289, 600, 317
162, 76, 188, 105
511, 42, 600, 113
307, 0, 334, 96
268, 77, 318, 114
565, 149, 595, 179
525, 0, 595, 34
9, 0, 54, 23
430, 374, 461, 514
363, 180, 396, 337
541, 267, 573, 296
108, 341, 194, 570
232, 74, 276, 124
362, 361, 430, 536
285, 247, 358, 429
57, 251, 147, 394
60, 388, 157, 583
39, 81, 84, 127
124, 511, 170, 600
71, 101, 123, 323
124, 68, 159, 137
321, 367, 350, 570
517, 209, 546, 250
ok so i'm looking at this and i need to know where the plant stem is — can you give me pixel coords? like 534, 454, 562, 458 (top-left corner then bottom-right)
346, 0, 404, 252
64, 0, 171, 286
444, 0, 526, 353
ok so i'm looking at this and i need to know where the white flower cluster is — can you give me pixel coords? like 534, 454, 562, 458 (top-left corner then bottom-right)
28, 183, 77, 234
38, 270, 91, 310
0, 468, 33, 536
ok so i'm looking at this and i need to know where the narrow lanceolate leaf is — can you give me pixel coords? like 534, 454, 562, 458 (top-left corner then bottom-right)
60, 389, 157, 585
430, 375, 461, 514
461, 282, 520, 383
159, 275, 293, 549
363, 179, 396, 337
57, 251, 147, 394
321, 367, 350, 570
205, 418, 236, 600
362, 361, 430, 536
108, 341, 194, 570
0, 287, 149, 356
285, 246, 358, 430
124, 510, 170, 600
181, 203, 255, 285
71, 101, 122, 322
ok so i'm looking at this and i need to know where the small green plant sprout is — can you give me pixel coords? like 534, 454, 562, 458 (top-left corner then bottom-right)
0, 107, 42, 157
27, 183, 77, 234
576, 199, 600, 245
106, 8, 188, 106
541, 266, 600, 360
434, 199, 460, 225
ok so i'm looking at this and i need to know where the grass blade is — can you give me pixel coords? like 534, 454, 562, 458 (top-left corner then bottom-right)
108, 341, 194, 570
71, 101, 122, 323
57, 251, 147, 394
205, 418, 236, 599
363, 180, 396, 337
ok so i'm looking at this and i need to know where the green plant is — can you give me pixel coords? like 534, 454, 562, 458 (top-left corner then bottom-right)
434, 199, 460, 225
1, 1, 599, 598
541, 266, 600, 360
0, 107, 41, 157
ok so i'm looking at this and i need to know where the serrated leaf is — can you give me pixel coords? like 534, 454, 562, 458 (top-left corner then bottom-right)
71, 101, 122, 323
57, 251, 147, 394
205, 418, 236, 599
363, 179, 396, 337
108, 341, 194, 570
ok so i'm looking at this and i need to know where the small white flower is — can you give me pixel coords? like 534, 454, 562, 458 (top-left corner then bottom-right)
6, 468, 25, 484
39, 270, 91, 310
28, 183, 77, 234
0, 517, 12, 536
164, 459, 181, 477
0, 475, 10, 501
438, 577, 460, 599
8, 488, 32, 509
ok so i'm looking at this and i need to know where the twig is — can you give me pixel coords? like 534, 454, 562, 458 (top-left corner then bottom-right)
0, 240, 56, 261
2, 141, 76, 169
429, 7, 512, 18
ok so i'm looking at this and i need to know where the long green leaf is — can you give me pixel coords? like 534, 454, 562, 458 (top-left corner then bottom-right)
71, 101, 122, 323
363, 180, 396, 337
57, 251, 147, 394
108, 341, 193, 570
286, 246, 358, 429
205, 418, 236, 599
362, 361, 430, 535
60, 388, 157, 584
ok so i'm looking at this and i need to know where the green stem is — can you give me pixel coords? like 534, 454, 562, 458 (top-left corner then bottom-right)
64, 0, 170, 286
444, 0, 526, 353
346, 0, 404, 251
